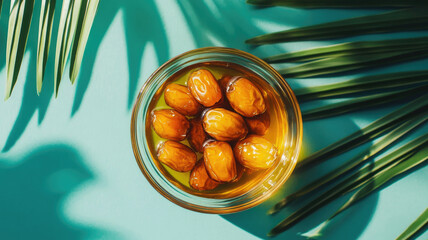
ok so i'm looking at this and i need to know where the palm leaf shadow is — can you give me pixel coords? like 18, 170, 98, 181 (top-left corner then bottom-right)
0, 144, 112, 238
71, 0, 169, 114
177, 0, 263, 49
2, 0, 170, 151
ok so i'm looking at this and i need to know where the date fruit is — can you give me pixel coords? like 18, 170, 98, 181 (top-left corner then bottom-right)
218, 75, 233, 92
204, 141, 237, 182
164, 83, 201, 116
188, 118, 208, 153
226, 77, 266, 117
152, 109, 190, 141
188, 69, 223, 107
245, 112, 270, 135
234, 135, 278, 170
203, 108, 248, 141
157, 141, 197, 172
189, 160, 219, 191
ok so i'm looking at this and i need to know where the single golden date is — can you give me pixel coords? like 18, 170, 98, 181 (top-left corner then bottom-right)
164, 83, 201, 116
202, 108, 248, 141
226, 77, 266, 117
151, 109, 189, 141
234, 135, 278, 170
204, 141, 237, 182
187, 69, 223, 107
157, 141, 197, 172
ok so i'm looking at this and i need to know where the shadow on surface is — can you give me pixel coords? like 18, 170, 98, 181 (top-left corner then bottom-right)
0, 144, 107, 239
177, 0, 284, 53
72, 0, 169, 115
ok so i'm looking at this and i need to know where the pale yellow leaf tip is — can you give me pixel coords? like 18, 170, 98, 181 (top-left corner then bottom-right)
36, 84, 42, 96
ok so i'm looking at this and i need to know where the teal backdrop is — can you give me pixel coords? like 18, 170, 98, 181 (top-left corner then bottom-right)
0, 1, 427, 239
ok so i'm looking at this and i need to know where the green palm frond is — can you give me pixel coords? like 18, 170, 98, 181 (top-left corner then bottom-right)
268, 135, 428, 236
246, 8, 428, 45
294, 71, 428, 102
268, 114, 427, 214
5, 0, 35, 100
263, 37, 428, 63
301, 147, 428, 238
297, 95, 428, 170
247, 1, 428, 237
246, 0, 427, 8
328, 146, 428, 221
279, 48, 428, 78
302, 85, 428, 121
4, 0, 99, 98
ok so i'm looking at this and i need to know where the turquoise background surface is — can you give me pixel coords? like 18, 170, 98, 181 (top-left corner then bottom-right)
0, 1, 427, 239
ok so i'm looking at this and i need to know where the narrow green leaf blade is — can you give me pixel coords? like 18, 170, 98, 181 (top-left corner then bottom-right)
396, 208, 428, 240
5, 0, 35, 99
279, 48, 428, 78
302, 85, 428, 121
329, 146, 428, 220
268, 134, 428, 236
66, 0, 84, 63
54, 0, 72, 96
295, 71, 428, 102
246, 0, 427, 8
268, 113, 427, 214
246, 8, 428, 44
296, 95, 428, 170
264, 37, 428, 63
69, 0, 99, 83
54, 0, 84, 97
36, 0, 56, 94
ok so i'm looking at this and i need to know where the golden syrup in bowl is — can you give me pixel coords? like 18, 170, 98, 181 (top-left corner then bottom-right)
145, 61, 289, 199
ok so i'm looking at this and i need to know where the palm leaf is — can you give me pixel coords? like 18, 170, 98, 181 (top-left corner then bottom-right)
302, 85, 428, 121
54, 0, 73, 96
54, 0, 84, 97
295, 71, 428, 102
264, 37, 428, 63
279, 48, 428, 78
296, 94, 428, 170
5, 0, 35, 99
268, 114, 427, 214
396, 208, 428, 240
36, 0, 56, 94
246, 8, 428, 45
328, 146, 428, 221
268, 135, 428, 236
69, 0, 99, 83
246, 0, 427, 8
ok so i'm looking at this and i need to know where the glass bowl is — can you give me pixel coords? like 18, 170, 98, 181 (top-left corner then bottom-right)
130, 47, 302, 214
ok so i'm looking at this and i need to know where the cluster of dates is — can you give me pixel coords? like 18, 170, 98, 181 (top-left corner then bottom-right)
151, 69, 278, 191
